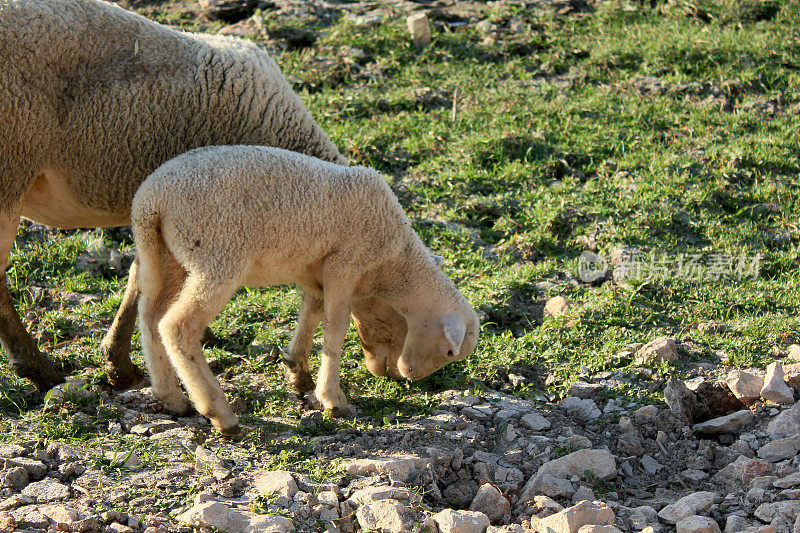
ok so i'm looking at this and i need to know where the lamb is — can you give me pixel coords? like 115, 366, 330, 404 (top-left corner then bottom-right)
132, 145, 480, 435
0, 0, 407, 391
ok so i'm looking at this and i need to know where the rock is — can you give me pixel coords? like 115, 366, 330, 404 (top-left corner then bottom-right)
406, 12, 431, 48
665, 379, 697, 422
658, 492, 716, 524
444, 479, 479, 508
177, 501, 294, 532
727, 370, 764, 406
754, 501, 800, 522
693, 410, 754, 435
356, 499, 416, 533
433, 509, 491, 533
3, 457, 47, 480
0, 444, 26, 459
561, 397, 601, 422
531, 495, 564, 515
0, 511, 14, 531
39, 505, 97, 532
785, 363, 800, 392
578, 527, 623, 533
724, 515, 751, 533
470, 484, 510, 523
536, 449, 617, 481
522, 474, 575, 500
108, 523, 135, 533
537, 500, 616, 533
0, 467, 28, 490
348, 486, 418, 506
218, 17, 257, 37
544, 296, 570, 318
636, 337, 679, 365
344, 455, 430, 483
521, 413, 551, 431
634, 405, 658, 420
775, 472, 800, 489
129, 420, 180, 436
757, 435, 800, 462
761, 363, 795, 405
195, 446, 230, 481
677, 516, 722, 533
767, 403, 800, 438
21, 478, 70, 503
252, 470, 298, 501
572, 486, 596, 504
641, 455, 661, 474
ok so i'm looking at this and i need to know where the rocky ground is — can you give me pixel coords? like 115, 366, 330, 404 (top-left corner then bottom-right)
2, 0, 798, 531
1, 346, 800, 533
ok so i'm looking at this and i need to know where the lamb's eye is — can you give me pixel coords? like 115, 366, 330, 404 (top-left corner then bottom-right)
447, 349, 454, 357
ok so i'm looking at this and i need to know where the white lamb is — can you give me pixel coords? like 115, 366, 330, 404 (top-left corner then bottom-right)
132, 146, 480, 435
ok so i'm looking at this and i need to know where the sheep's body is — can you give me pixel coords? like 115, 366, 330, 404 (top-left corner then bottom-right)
133, 146, 480, 434
0, 0, 350, 389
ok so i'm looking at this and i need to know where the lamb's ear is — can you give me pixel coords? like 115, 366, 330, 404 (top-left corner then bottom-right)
431, 254, 445, 268
441, 314, 466, 357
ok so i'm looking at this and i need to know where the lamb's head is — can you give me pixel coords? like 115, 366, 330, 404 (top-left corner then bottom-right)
395, 304, 480, 381
351, 297, 406, 379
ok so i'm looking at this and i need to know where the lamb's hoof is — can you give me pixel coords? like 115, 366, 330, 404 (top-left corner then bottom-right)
160, 395, 193, 416
329, 404, 355, 419
287, 368, 315, 394
302, 391, 324, 411
104, 360, 145, 389
218, 424, 243, 439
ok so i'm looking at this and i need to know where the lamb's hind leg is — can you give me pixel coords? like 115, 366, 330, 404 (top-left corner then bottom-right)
99, 258, 144, 388
283, 292, 322, 394
0, 211, 62, 391
138, 255, 191, 415
158, 275, 240, 435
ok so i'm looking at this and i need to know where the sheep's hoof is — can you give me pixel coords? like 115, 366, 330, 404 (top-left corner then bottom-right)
329, 404, 355, 419
286, 368, 315, 394
218, 423, 243, 439
302, 391, 324, 411
103, 360, 145, 389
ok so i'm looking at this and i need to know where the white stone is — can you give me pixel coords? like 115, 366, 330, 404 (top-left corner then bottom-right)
538, 500, 615, 533
356, 499, 415, 533
754, 501, 800, 522
561, 397, 601, 421
536, 449, 617, 481
657, 492, 716, 524
767, 402, 800, 438
194, 446, 230, 480
578, 526, 624, 533
343, 455, 430, 483
252, 470, 298, 500
348, 486, 418, 506
544, 296, 570, 318
433, 509, 491, 533
521, 413, 551, 431
775, 472, 800, 489
676, 515, 722, 533
470, 484, 509, 523
176, 501, 294, 533
693, 410, 754, 435
406, 12, 431, 48
21, 479, 70, 503
635, 337, 678, 364
761, 363, 795, 405
757, 435, 800, 462
572, 486, 596, 504
727, 370, 764, 405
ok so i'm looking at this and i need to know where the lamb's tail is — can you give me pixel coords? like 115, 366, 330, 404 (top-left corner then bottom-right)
131, 195, 165, 301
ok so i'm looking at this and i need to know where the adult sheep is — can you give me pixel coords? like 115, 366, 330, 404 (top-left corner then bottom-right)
0, 0, 405, 392
132, 145, 480, 435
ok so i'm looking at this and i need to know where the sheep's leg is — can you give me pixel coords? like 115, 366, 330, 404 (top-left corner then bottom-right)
0, 211, 63, 391
315, 287, 353, 416
283, 292, 321, 394
158, 275, 240, 435
99, 258, 144, 388
138, 254, 192, 415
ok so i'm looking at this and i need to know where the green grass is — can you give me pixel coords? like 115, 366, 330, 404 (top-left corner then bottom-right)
0, 0, 798, 466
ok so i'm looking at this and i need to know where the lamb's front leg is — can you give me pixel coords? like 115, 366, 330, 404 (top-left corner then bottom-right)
284, 292, 322, 393
315, 289, 352, 416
